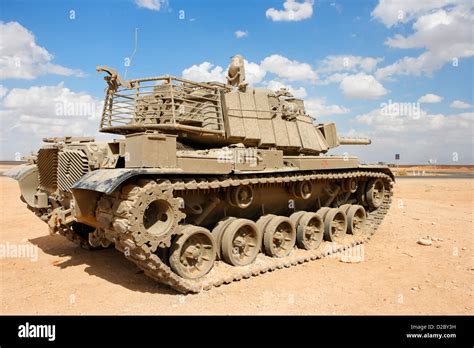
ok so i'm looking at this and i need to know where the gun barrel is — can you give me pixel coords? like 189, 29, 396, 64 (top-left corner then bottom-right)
338, 137, 372, 145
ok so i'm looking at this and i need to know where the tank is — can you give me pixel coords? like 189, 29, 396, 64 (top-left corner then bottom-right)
7, 55, 394, 293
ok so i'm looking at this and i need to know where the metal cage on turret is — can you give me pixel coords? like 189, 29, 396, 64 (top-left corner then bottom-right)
100, 76, 227, 136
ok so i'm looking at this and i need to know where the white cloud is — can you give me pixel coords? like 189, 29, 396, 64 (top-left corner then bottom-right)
374, 3, 474, 80
305, 98, 350, 117
181, 59, 266, 85
353, 106, 474, 163
0, 85, 8, 98
266, 0, 314, 22
0, 22, 84, 80
135, 0, 168, 11
339, 73, 388, 99
261, 54, 317, 82
181, 62, 226, 83
235, 30, 248, 38
243, 60, 266, 85
317, 73, 348, 86
0, 83, 106, 159
371, 0, 459, 27
450, 100, 473, 109
181, 55, 316, 85
418, 93, 443, 103
316, 55, 383, 86
2, 83, 103, 123
317, 55, 383, 74
265, 80, 307, 98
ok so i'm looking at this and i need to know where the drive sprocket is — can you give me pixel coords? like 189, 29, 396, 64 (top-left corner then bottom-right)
126, 180, 185, 250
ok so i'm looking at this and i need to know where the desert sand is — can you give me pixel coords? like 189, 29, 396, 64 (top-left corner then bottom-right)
0, 174, 472, 315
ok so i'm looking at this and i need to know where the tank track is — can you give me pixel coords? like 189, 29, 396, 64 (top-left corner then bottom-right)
95, 169, 393, 293
26, 205, 94, 250
57, 226, 92, 250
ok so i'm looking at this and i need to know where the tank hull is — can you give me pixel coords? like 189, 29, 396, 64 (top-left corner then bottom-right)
8, 146, 394, 292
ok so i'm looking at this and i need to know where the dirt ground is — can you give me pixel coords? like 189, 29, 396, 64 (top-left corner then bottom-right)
0, 174, 472, 315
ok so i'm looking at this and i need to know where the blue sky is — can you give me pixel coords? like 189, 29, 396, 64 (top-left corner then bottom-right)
0, 0, 473, 164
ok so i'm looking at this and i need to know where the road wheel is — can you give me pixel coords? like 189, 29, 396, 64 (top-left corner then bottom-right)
263, 216, 296, 258
316, 207, 331, 220
221, 219, 260, 266
323, 208, 347, 242
170, 226, 216, 279
296, 212, 324, 250
346, 205, 367, 236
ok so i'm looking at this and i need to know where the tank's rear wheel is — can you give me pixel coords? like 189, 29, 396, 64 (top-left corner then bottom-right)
263, 216, 296, 258
365, 178, 385, 208
346, 205, 367, 236
169, 226, 216, 279
324, 208, 347, 242
296, 212, 324, 250
127, 181, 185, 250
221, 219, 260, 266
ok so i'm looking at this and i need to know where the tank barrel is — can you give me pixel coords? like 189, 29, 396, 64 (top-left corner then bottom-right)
338, 137, 372, 145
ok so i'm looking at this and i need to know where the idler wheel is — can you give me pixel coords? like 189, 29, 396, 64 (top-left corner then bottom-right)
365, 178, 385, 208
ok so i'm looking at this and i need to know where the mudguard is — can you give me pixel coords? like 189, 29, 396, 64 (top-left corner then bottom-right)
71, 169, 147, 194
4, 164, 39, 207
71, 168, 184, 194
4, 163, 35, 180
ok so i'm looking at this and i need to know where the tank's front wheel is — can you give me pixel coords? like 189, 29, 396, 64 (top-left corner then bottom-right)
169, 226, 216, 279
365, 178, 385, 208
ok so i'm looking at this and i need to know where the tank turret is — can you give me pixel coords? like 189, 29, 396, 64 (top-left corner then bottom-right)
97, 56, 370, 155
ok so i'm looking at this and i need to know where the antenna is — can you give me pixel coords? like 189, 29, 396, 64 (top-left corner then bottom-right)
124, 28, 139, 79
